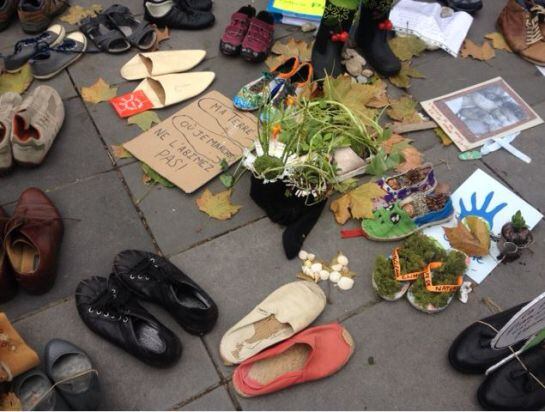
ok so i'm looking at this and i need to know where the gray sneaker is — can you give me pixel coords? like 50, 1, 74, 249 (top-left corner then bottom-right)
0, 92, 22, 172
11, 85, 64, 166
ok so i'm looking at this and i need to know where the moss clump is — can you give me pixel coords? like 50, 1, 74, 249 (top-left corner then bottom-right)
409, 250, 467, 309
372, 233, 447, 299
253, 155, 285, 180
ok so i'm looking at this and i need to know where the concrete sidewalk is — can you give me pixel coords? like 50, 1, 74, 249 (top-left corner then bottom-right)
1, 0, 545, 409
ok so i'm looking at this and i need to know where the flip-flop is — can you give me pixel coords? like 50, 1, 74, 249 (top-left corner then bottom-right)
134, 72, 215, 109
30, 32, 87, 80
120, 50, 207, 80
103, 4, 157, 51
79, 14, 131, 54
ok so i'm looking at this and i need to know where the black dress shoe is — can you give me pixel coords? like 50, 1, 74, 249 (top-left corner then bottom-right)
113, 250, 218, 335
179, 0, 212, 12
449, 302, 528, 374
478, 346, 545, 410
144, 0, 214, 29
75, 275, 182, 368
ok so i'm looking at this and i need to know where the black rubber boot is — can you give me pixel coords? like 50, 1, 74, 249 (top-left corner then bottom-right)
355, 0, 401, 77
311, 0, 359, 80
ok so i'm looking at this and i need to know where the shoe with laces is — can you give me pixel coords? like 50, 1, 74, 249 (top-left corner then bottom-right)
0, 0, 17, 32
0, 92, 22, 173
144, 0, 214, 30
241, 11, 274, 63
76, 274, 182, 368
220, 5, 256, 56
18, 0, 69, 34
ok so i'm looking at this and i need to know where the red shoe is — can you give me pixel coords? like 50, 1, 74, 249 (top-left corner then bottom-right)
241, 11, 274, 63
220, 5, 256, 56
233, 323, 355, 397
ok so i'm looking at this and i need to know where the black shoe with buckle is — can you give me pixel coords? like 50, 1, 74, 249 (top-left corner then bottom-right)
75, 274, 182, 368
113, 250, 218, 336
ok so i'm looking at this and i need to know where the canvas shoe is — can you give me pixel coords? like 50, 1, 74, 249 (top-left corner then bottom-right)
11, 85, 64, 167
0, 92, 22, 173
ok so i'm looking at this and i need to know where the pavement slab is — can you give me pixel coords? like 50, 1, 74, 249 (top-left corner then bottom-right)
177, 385, 236, 411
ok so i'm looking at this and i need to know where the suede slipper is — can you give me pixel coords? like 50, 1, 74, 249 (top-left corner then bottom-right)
219, 281, 326, 365
120, 50, 207, 80
30, 32, 87, 80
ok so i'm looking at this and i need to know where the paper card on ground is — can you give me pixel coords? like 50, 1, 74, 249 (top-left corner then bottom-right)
537, 65, 545, 77
267, 0, 325, 21
124, 91, 257, 193
423, 169, 542, 284
110, 90, 153, 118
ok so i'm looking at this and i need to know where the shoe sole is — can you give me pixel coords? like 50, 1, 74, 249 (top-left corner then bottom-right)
363, 214, 454, 242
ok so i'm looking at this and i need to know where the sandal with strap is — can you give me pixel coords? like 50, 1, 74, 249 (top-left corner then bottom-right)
103, 4, 157, 51
79, 14, 131, 54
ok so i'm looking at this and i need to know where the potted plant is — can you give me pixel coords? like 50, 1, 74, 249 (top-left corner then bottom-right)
498, 211, 533, 262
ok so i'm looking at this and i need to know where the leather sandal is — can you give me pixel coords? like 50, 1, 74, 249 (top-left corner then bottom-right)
79, 14, 131, 54
102, 4, 157, 51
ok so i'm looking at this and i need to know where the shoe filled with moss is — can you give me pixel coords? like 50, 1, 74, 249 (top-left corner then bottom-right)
406, 250, 468, 314
371, 233, 447, 301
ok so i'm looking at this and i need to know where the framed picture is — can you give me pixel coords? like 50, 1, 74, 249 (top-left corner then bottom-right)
421, 77, 543, 151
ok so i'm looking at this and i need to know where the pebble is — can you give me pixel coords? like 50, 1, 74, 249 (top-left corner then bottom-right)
356, 75, 368, 84
301, 22, 317, 32
361, 69, 374, 78
441, 6, 454, 17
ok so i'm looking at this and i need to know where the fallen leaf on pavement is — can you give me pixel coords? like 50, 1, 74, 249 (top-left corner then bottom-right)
444, 216, 490, 257
196, 189, 242, 220
0, 392, 21, 411
330, 193, 352, 224
152, 26, 170, 50
142, 163, 175, 188
389, 62, 425, 89
266, 38, 313, 68
366, 79, 389, 108
81, 78, 118, 104
434, 127, 453, 146
0, 64, 33, 94
460, 39, 495, 61
111, 145, 133, 159
387, 96, 422, 123
128, 111, 161, 131
396, 146, 423, 173
388, 35, 427, 61
60, 4, 102, 25
484, 32, 512, 52
330, 181, 386, 223
381, 133, 412, 154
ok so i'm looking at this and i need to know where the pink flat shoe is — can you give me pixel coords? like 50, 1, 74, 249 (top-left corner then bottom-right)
233, 323, 355, 397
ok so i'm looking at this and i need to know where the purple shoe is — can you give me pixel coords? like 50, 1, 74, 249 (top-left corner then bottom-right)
220, 5, 255, 56
376, 163, 436, 206
241, 11, 274, 63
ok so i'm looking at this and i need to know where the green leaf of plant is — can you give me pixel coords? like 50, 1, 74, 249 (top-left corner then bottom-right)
128, 111, 161, 131
0, 64, 33, 94
220, 159, 229, 172
219, 174, 234, 188
388, 35, 427, 61
141, 163, 175, 188
434, 127, 452, 146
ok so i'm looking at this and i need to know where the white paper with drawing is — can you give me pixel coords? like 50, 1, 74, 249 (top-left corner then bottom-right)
390, 0, 473, 57
124, 91, 257, 193
423, 169, 542, 284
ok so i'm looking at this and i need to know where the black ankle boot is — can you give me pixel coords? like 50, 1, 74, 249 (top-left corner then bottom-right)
355, 0, 401, 77
311, 0, 359, 80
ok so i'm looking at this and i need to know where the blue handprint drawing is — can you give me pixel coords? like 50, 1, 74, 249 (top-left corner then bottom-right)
458, 192, 507, 228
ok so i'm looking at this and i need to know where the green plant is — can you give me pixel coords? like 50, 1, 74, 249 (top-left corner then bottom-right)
511, 210, 527, 231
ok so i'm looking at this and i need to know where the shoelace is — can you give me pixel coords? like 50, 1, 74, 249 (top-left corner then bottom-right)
526, 4, 545, 45
84, 277, 133, 321
12, 32, 52, 54
128, 256, 176, 284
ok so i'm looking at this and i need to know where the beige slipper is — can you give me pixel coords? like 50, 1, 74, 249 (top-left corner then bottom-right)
134, 72, 215, 109
120, 50, 207, 80
219, 281, 326, 365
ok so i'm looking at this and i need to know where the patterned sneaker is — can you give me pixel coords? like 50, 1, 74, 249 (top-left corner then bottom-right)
0, 92, 22, 173
220, 5, 256, 56
241, 11, 274, 63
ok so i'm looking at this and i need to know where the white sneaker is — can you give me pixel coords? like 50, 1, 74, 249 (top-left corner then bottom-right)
0, 92, 22, 172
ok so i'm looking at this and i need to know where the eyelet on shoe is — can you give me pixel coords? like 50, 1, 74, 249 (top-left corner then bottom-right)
129, 274, 135, 280
122, 316, 129, 323
145, 276, 150, 280
88, 307, 94, 313
149, 257, 155, 263
137, 275, 143, 280
104, 312, 110, 318
96, 310, 102, 315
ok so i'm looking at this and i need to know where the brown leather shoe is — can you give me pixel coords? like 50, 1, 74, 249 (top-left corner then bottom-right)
18, 0, 69, 34
0, 206, 17, 303
0, 0, 17, 31
498, 0, 545, 65
4, 188, 63, 294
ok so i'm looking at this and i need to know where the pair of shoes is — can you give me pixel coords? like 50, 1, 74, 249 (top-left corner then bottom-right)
449, 302, 545, 410
0, 188, 64, 301
76, 250, 218, 367
12, 339, 100, 410
219, 281, 354, 396
441, 0, 483, 13
371, 233, 467, 313
144, 0, 214, 30
498, 0, 545, 66
0, 0, 69, 34
220, 5, 274, 63
233, 57, 312, 112
0, 86, 64, 172
119, 50, 215, 109
80, 4, 156, 54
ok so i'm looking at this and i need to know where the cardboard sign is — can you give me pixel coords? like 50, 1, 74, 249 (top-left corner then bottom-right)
124, 91, 257, 193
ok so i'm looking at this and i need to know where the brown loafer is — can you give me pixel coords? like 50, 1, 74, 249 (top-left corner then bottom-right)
0, 0, 17, 32
0, 206, 18, 303
4, 188, 63, 294
17, 0, 69, 34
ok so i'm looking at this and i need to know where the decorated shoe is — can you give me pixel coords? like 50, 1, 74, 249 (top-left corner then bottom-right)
360, 191, 454, 241
375, 163, 436, 207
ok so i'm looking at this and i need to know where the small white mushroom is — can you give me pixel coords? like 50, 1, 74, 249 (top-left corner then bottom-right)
302, 266, 313, 276
304, 260, 312, 267
329, 271, 342, 283
298, 250, 308, 260
338, 277, 355, 290
307, 253, 316, 261
320, 270, 330, 281
331, 263, 343, 272
337, 254, 349, 266
311, 263, 323, 273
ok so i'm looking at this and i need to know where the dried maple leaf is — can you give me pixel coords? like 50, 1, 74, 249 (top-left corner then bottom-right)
434, 127, 452, 146
389, 62, 425, 89
381, 134, 412, 154
366, 79, 389, 108
484, 32, 512, 52
196, 189, 242, 220
60, 4, 102, 25
0, 392, 21, 411
111, 145, 133, 160
81, 78, 117, 104
396, 146, 423, 173
330, 181, 386, 223
388, 35, 427, 61
444, 216, 490, 257
266, 38, 313, 68
0, 63, 32, 94
330, 193, 352, 224
460, 39, 495, 61
387, 96, 422, 123
152, 26, 170, 50
128, 111, 160, 131
141, 163, 175, 188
